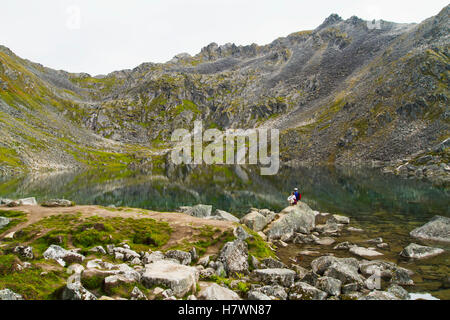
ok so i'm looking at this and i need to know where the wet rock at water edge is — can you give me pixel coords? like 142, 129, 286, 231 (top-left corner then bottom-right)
400, 243, 445, 259
410, 216, 450, 243
41, 199, 75, 207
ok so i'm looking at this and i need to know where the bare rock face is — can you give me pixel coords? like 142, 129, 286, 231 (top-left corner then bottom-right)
217, 239, 249, 276
43, 245, 85, 267
410, 216, 450, 243
198, 282, 241, 300
252, 269, 296, 287
400, 243, 445, 259
265, 203, 316, 240
289, 282, 328, 300
142, 260, 199, 297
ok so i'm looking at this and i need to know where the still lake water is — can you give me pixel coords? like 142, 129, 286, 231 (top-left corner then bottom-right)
1, 165, 449, 299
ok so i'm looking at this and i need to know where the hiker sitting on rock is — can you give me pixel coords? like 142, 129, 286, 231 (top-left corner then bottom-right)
288, 192, 297, 206
294, 188, 301, 203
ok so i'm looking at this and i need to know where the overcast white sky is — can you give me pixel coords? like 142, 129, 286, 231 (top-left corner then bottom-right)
0, 0, 448, 75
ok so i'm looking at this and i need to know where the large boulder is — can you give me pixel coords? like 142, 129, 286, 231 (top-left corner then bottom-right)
0, 289, 23, 300
142, 260, 199, 297
358, 291, 400, 300
240, 211, 269, 232
252, 269, 296, 287
165, 250, 192, 265
18, 197, 37, 206
209, 210, 240, 223
321, 259, 365, 286
252, 285, 288, 300
289, 282, 328, 300
62, 274, 97, 300
13, 246, 34, 259
410, 216, 450, 243
217, 240, 249, 276
316, 277, 342, 296
311, 256, 359, 275
198, 283, 241, 300
0, 216, 10, 229
400, 243, 445, 259
41, 199, 75, 207
265, 203, 316, 240
43, 245, 85, 267
179, 205, 213, 218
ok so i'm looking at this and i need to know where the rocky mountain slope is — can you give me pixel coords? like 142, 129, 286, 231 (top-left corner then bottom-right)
0, 5, 448, 180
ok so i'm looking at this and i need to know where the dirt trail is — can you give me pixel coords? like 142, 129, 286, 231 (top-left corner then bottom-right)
0, 205, 236, 238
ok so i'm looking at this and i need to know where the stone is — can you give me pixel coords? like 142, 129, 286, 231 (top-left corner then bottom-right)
0, 216, 10, 229
252, 269, 296, 287
315, 212, 332, 225
62, 274, 97, 300
217, 239, 249, 276
265, 203, 316, 240
197, 255, 210, 267
349, 246, 384, 258
41, 199, 74, 207
342, 283, 360, 294
179, 205, 213, 218
165, 250, 192, 265
13, 245, 34, 259
18, 197, 37, 206
260, 258, 286, 269
254, 285, 287, 300
130, 257, 142, 265
189, 247, 199, 262
104, 274, 138, 292
67, 264, 85, 275
210, 209, 240, 223
366, 237, 383, 244
359, 260, 396, 279
234, 226, 252, 241
290, 282, 328, 300
311, 256, 359, 276
198, 283, 241, 300
329, 215, 350, 224
0, 289, 23, 300
358, 291, 400, 300
333, 242, 356, 250
410, 216, 450, 243
387, 284, 410, 300
250, 255, 260, 269
142, 251, 166, 264
142, 260, 199, 297
400, 243, 445, 259
90, 246, 107, 255
300, 271, 320, 286
348, 227, 364, 232
324, 262, 365, 286
199, 268, 216, 279
43, 245, 85, 267
391, 267, 414, 286
240, 211, 268, 232
315, 237, 336, 246
316, 277, 342, 296
248, 291, 271, 300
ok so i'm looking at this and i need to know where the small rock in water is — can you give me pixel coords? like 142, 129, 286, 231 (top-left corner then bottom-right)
315, 237, 336, 246
348, 227, 364, 232
400, 243, 445, 259
409, 293, 439, 300
366, 238, 383, 244
349, 246, 384, 258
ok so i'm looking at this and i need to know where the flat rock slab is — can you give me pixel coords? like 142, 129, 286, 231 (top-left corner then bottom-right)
410, 216, 450, 243
252, 269, 296, 287
142, 261, 199, 297
349, 246, 384, 258
400, 243, 445, 259
197, 282, 241, 300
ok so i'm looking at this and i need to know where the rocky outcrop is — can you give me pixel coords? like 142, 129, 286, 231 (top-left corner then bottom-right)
400, 243, 445, 259
410, 216, 450, 243
252, 269, 296, 287
217, 240, 249, 276
43, 245, 85, 267
142, 260, 199, 297
178, 205, 212, 218
41, 199, 75, 207
265, 203, 316, 240
198, 283, 241, 300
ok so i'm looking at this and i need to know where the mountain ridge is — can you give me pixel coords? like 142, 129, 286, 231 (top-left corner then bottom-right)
0, 5, 448, 185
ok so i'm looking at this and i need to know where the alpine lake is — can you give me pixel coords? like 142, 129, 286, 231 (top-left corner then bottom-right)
1, 165, 449, 299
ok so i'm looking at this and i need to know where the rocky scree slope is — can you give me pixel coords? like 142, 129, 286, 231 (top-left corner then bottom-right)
0, 6, 448, 179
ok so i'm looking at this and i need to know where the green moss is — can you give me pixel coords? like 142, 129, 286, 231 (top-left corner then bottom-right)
241, 226, 276, 259
0, 255, 66, 300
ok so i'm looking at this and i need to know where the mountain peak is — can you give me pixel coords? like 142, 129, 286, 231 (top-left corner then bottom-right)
317, 13, 343, 29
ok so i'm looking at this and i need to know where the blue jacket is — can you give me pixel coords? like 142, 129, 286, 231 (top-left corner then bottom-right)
294, 191, 300, 201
